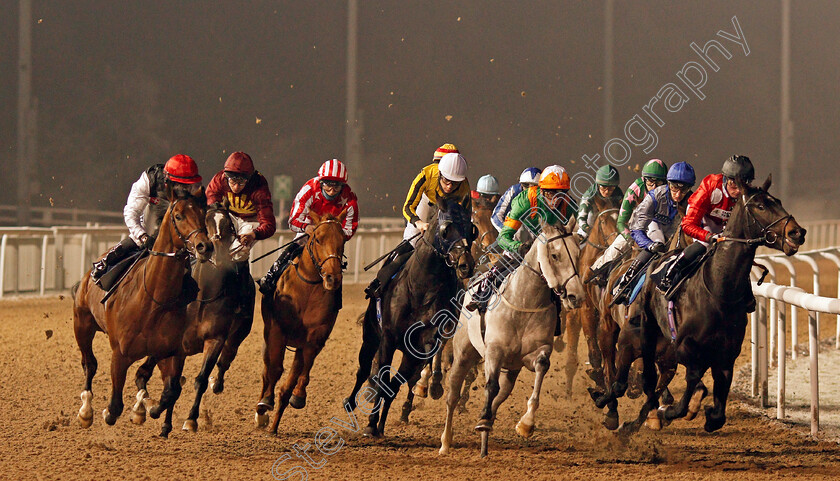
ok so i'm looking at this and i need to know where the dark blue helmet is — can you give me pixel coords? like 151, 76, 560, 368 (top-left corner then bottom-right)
667, 162, 696, 186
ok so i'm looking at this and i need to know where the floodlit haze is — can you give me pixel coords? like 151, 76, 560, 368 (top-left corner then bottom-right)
1, 1, 838, 220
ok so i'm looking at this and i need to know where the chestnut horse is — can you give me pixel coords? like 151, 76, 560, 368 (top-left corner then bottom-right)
563, 195, 620, 399
255, 209, 349, 434
72, 184, 212, 437
130, 201, 255, 432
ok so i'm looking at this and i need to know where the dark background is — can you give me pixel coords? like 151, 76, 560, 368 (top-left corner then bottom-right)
1, 1, 837, 220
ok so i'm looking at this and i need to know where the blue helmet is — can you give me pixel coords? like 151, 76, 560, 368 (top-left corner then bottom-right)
519, 167, 542, 185
667, 162, 696, 186
476, 174, 500, 195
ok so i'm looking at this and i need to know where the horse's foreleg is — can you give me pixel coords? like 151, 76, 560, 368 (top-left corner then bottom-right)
129, 356, 157, 425
400, 366, 424, 423
440, 338, 481, 455
704, 364, 733, 433
103, 351, 132, 426
457, 362, 479, 413
150, 356, 185, 438
290, 345, 322, 409
619, 323, 660, 435
476, 347, 503, 457
364, 337, 396, 438
256, 321, 286, 427
268, 347, 303, 435
183, 338, 224, 432
517, 350, 550, 439
563, 310, 582, 399
430, 346, 445, 400
413, 362, 432, 398
661, 363, 703, 423
376, 349, 421, 436
73, 308, 97, 428
581, 305, 604, 387
213, 309, 254, 394
344, 307, 380, 411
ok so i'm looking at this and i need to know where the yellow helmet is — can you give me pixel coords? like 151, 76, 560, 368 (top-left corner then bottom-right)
433, 143, 459, 162
538, 165, 570, 190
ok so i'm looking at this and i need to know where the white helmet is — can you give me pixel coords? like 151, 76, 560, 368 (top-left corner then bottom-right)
518, 167, 542, 185
476, 175, 499, 195
438, 152, 467, 182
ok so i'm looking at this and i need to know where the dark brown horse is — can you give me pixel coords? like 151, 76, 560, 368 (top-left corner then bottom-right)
563, 195, 619, 399
129, 201, 255, 432
610, 176, 806, 434
255, 209, 349, 434
72, 184, 212, 437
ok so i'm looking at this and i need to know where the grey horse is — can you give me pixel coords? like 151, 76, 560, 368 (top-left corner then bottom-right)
439, 218, 585, 457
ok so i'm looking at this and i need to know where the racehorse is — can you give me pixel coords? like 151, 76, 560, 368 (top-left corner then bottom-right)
129, 201, 255, 432
588, 207, 692, 429
563, 195, 619, 399
611, 176, 805, 434
72, 184, 212, 437
344, 197, 475, 438
440, 218, 584, 457
255, 209, 350, 434
410, 194, 495, 413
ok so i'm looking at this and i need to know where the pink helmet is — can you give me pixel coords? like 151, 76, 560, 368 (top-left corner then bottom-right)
318, 159, 348, 183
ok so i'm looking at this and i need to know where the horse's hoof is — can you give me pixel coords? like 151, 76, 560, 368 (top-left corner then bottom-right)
130, 410, 146, 425
644, 409, 662, 431
289, 395, 306, 410
475, 419, 493, 432
603, 412, 620, 431
413, 384, 428, 398
439, 445, 450, 456
661, 389, 675, 406
160, 425, 171, 438
686, 384, 708, 421
429, 383, 444, 400
255, 412, 269, 428
362, 426, 381, 438
78, 391, 94, 428
515, 421, 534, 438
182, 419, 198, 432
210, 376, 224, 394
617, 421, 638, 436
78, 413, 94, 428
703, 406, 726, 432
103, 408, 117, 426
143, 398, 161, 418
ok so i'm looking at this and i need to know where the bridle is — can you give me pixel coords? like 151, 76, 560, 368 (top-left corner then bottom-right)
583, 207, 619, 250
148, 199, 207, 259
720, 190, 792, 247
294, 219, 348, 284
520, 228, 580, 299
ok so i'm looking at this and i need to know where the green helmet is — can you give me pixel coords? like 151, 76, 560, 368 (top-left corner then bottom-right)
641, 158, 668, 180
595, 165, 620, 186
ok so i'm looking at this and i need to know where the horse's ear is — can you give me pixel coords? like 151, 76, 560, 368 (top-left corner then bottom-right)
438, 197, 450, 212
761, 173, 772, 193
337, 207, 349, 225
564, 215, 577, 234
309, 211, 322, 225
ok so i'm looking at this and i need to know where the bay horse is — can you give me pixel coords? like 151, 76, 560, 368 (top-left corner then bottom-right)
611, 176, 805, 434
72, 184, 212, 437
587, 203, 691, 429
255, 209, 349, 434
410, 194, 494, 411
129, 201, 255, 432
344, 197, 475, 438
563, 195, 619, 399
440, 218, 584, 457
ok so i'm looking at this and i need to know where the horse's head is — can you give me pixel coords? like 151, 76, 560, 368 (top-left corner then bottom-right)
306, 209, 349, 291
732, 175, 806, 255
432, 198, 476, 280
205, 200, 236, 265
165, 184, 212, 262
535, 216, 584, 309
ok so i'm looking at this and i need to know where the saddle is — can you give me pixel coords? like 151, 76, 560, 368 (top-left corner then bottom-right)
96, 249, 147, 291
650, 247, 714, 301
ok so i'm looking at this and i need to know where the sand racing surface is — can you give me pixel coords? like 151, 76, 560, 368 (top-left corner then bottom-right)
2, 284, 840, 480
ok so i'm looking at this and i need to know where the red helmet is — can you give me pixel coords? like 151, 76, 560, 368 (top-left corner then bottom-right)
318, 159, 348, 183
164, 154, 201, 184
223, 152, 255, 176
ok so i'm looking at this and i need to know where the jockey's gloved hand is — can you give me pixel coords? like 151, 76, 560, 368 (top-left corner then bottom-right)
140, 234, 156, 249
647, 241, 666, 254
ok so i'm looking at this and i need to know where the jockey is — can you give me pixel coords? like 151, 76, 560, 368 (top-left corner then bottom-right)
90, 154, 202, 283
491, 167, 541, 232
610, 161, 696, 305
258, 159, 359, 295
584, 158, 668, 285
658, 155, 755, 295
576, 164, 624, 240
205, 151, 276, 266
466, 165, 577, 313
473, 174, 500, 207
365, 151, 471, 299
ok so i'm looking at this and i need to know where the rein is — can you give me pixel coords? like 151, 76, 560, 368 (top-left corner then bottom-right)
584, 208, 619, 250
718, 191, 792, 247
519, 229, 579, 298
294, 219, 348, 284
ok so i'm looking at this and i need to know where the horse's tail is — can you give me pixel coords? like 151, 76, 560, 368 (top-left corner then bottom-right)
70, 281, 81, 302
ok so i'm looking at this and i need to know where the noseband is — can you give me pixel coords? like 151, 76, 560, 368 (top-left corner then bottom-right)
721, 191, 793, 247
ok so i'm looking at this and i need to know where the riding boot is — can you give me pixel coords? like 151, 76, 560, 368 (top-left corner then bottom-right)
365, 242, 414, 299
258, 241, 304, 296
658, 241, 705, 294
91, 237, 137, 282
611, 258, 643, 305
584, 259, 614, 287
